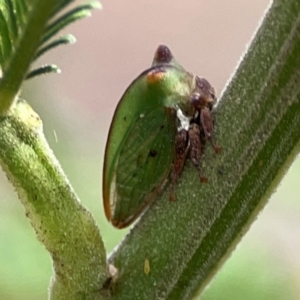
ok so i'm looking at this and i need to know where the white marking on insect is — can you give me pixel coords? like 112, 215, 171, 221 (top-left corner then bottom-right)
176, 108, 191, 131
140, 113, 145, 118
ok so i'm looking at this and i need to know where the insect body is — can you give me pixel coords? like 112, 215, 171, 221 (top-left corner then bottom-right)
103, 45, 219, 228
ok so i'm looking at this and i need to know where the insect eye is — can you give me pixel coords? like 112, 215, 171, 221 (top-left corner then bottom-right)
190, 93, 206, 109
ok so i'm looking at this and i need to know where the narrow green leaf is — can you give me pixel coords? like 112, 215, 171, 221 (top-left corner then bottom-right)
34, 34, 76, 60
6, 0, 18, 39
0, 9, 11, 64
51, 0, 76, 19
41, 6, 95, 46
15, 0, 28, 27
0, 45, 3, 68
0, 40, 4, 67
26, 64, 61, 79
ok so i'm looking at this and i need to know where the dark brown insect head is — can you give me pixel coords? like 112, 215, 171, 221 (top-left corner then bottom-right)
190, 76, 216, 111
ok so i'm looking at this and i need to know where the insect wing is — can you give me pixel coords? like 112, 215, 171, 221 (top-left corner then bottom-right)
103, 67, 177, 228
112, 106, 176, 227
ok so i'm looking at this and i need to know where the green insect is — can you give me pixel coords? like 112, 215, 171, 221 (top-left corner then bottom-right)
103, 45, 220, 229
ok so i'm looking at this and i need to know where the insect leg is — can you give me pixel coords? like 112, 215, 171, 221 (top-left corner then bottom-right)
189, 123, 208, 183
200, 108, 221, 153
169, 129, 188, 201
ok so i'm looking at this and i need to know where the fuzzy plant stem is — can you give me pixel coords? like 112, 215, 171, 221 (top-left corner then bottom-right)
0, 100, 108, 299
107, 1, 300, 299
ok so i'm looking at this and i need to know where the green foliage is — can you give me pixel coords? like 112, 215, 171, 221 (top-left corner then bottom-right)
0, 0, 100, 115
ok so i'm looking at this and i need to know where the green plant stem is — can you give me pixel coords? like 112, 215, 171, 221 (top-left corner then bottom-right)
108, 1, 300, 299
0, 100, 108, 299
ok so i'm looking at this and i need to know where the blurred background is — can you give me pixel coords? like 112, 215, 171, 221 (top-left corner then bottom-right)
1, 0, 300, 299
